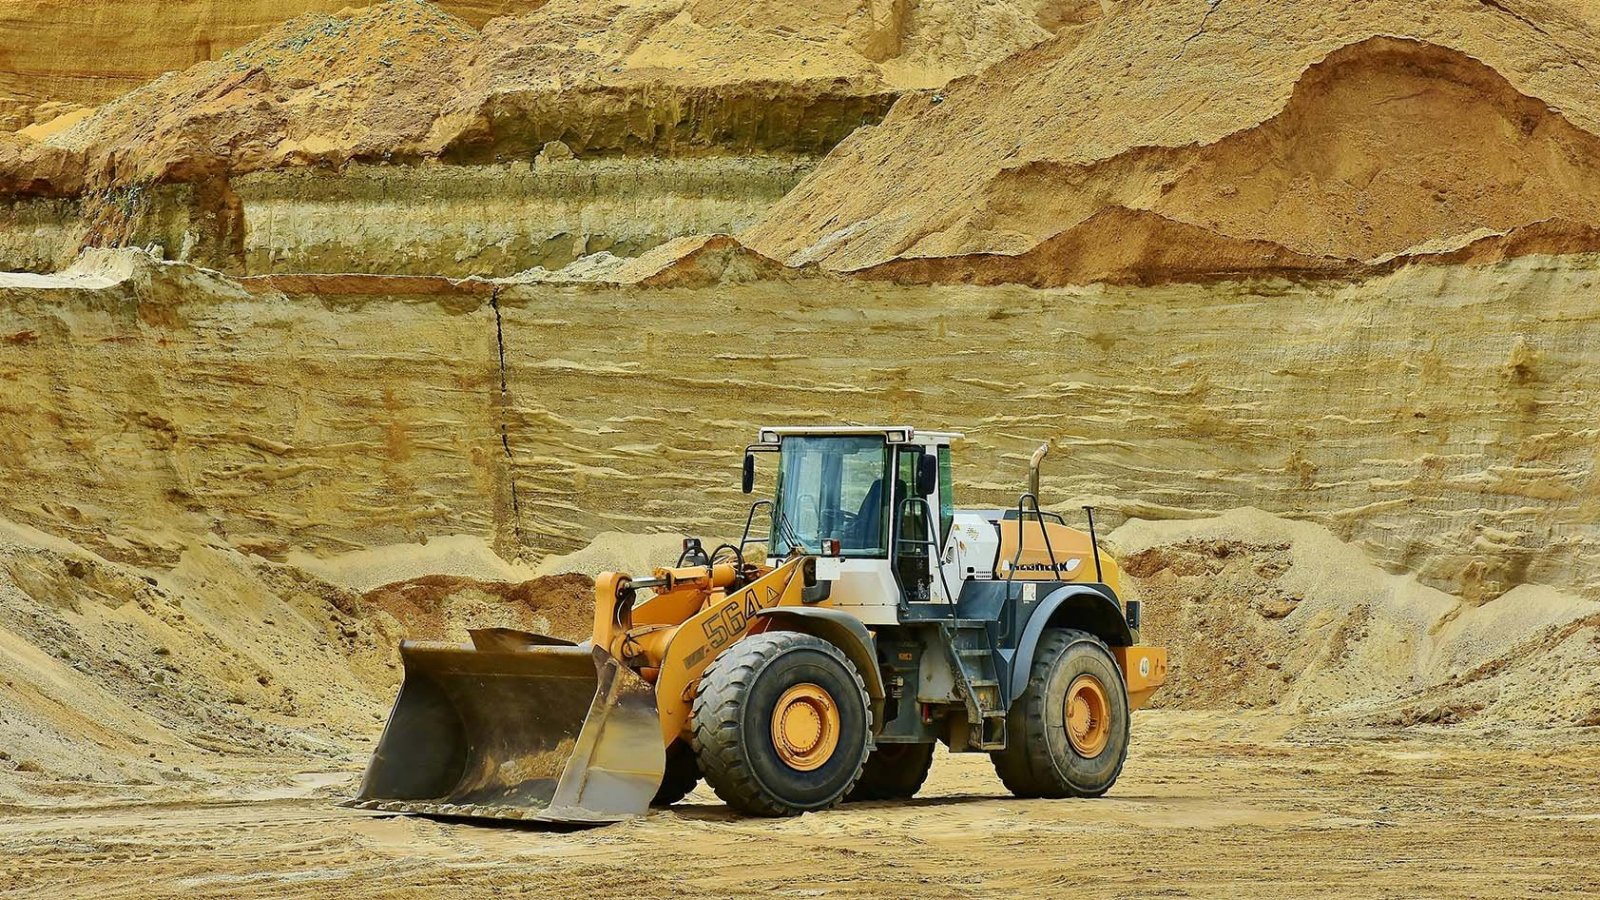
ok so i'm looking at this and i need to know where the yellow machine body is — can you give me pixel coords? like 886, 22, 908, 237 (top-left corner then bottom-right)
995, 518, 1124, 591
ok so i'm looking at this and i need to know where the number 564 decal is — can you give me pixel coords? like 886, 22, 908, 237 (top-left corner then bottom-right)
701, 598, 746, 646
677, 576, 791, 671
700, 586, 783, 647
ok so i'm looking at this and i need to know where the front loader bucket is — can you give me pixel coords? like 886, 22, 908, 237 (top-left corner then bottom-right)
343, 637, 664, 825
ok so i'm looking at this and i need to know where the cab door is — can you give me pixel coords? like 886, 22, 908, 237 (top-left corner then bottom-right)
890, 445, 953, 607
934, 444, 964, 602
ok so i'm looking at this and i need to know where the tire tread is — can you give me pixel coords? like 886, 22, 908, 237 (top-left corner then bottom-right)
847, 742, 935, 802
990, 628, 1129, 799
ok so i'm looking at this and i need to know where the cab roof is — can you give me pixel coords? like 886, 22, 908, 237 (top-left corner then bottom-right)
754, 426, 963, 447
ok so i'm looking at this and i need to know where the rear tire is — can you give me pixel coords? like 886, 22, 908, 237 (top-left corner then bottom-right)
652, 740, 700, 806
846, 742, 935, 801
991, 628, 1130, 798
692, 631, 871, 816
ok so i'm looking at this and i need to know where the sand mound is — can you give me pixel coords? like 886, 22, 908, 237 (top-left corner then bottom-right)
361, 571, 595, 642
746, 1, 1600, 284
507, 234, 809, 286
432, 0, 1100, 160
286, 534, 540, 592
532, 531, 688, 578
853, 206, 1349, 287
0, 519, 388, 803
2, 0, 1099, 198
0, 514, 603, 807
1115, 509, 1600, 728
0, 3, 543, 128
37, 1, 482, 188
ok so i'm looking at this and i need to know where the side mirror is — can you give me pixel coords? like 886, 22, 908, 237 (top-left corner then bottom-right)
916, 453, 938, 497
741, 453, 756, 494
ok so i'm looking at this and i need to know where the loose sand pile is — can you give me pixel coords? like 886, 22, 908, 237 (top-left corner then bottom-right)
38, 0, 483, 187
2, 495, 1594, 816
506, 234, 809, 286
0, 2, 545, 127
747, 0, 1600, 283
0, 515, 599, 807
361, 571, 595, 642
448, 0, 1097, 101
1115, 509, 1600, 728
531, 531, 690, 578
2, 0, 1098, 195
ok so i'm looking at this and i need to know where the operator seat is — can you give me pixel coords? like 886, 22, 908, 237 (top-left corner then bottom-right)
846, 478, 883, 551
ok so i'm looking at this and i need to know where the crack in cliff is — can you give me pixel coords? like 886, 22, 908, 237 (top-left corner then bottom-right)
489, 285, 525, 551
1175, 0, 1223, 60
1475, 0, 1600, 81
1477, 0, 1551, 39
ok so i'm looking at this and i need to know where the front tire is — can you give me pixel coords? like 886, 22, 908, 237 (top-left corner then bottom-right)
692, 631, 871, 816
652, 740, 700, 806
847, 742, 935, 801
991, 628, 1130, 798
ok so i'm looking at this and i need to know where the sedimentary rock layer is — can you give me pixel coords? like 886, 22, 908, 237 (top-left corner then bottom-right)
236, 159, 813, 276
747, 0, 1600, 282
0, 158, 813, 276
1, 251, 1595, 606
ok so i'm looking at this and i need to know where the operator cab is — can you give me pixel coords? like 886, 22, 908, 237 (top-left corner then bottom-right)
743, 426, 959, 625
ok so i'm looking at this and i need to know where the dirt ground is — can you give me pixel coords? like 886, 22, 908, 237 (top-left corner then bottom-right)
5, 711, 1597, 900
3, 512, 1597, 898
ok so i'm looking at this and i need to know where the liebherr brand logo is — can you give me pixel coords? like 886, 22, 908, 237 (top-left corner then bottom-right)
1009, 558, 1082, 573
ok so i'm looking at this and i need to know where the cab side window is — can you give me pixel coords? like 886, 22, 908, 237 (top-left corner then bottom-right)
938, 445, 954, 545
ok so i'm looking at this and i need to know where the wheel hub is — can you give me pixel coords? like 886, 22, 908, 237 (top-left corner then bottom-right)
771, 683, 840, 771
1064, 674, 1111, 758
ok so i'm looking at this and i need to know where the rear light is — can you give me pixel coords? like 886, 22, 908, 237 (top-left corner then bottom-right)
1125, 599, 1141, 630
822, 538, 841, 557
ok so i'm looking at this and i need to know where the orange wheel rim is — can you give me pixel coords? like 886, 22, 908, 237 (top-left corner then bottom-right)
771, 683, 840, 771
1065, 674, 1111, 758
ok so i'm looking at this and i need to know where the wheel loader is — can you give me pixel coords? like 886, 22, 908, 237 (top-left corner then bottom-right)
345, 426, 1168, 822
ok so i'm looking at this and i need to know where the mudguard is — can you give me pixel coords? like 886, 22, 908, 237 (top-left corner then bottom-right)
753, 606, 886, 730
1008, 585, 1132, 704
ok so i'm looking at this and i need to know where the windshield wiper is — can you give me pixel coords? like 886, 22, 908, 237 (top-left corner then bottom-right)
774, 509, 809, 556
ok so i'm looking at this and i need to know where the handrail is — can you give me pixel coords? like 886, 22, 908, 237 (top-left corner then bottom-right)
1002, 508, 1067, 526
738, 499, 774, 558
1082, 504, 1104, 583
1005, 492, 1065, 584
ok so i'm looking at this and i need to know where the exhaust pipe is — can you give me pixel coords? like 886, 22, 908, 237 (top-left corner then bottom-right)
1028, 442, 1048, 501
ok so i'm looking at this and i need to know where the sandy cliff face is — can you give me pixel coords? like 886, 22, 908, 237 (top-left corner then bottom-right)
0, 1, 548, 130
13, 0, 1088, 187
746, 0, 1600, 283
0, 0, 1099, 275
2, 250, 1594, 607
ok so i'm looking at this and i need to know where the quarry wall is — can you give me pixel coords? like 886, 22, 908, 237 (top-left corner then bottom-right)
2, 252, 1594, 605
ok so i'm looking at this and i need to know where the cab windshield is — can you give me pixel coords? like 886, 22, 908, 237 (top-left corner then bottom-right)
771, 436, 890, 558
